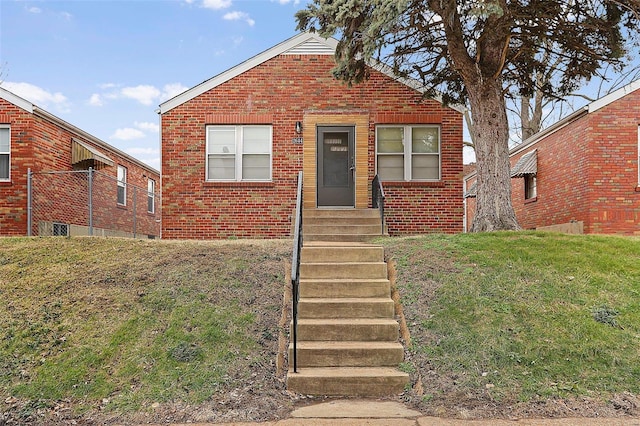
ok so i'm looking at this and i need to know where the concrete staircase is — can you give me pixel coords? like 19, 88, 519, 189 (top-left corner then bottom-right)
303, 208, 387, 242
287, 209, 408, 396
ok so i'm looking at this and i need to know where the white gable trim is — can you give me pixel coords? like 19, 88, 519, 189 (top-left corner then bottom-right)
159, 33, 338, 114
510, 78, 640, 158
0, 86, 34, 113
284, 37, 337, 55
159, 32, 464, 115
588, 78, 640, 113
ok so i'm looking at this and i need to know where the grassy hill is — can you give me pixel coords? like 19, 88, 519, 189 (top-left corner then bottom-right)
1, 233, 639, 424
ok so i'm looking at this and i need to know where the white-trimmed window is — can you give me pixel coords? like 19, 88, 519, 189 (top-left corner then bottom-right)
0, 125, 9, 181
376, 125, 441, 181
117, 165, 127, 205
524, 175, 537, 200
206, 125, 272, 181
147, 178, 155, 213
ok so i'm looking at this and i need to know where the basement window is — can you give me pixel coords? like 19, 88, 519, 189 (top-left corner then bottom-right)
52, 223, 69, 237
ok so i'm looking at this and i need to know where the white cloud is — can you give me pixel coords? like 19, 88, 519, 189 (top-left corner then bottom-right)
60, 11, 73, 20
161, 83, 188, 102
202, 0, 232, 10
121, 85, 161, 105
135, 121, 159, 133
27, 6, 42, 13
91, 82, 188, 106
88, 93, 103, 106
272, 0, 300, 4
111, 128, 146, 141
2, 81, 70, 112
99, 82, 119, 90
223, 11, 255, 26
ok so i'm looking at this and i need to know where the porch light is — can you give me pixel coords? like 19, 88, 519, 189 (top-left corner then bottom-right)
295, 121, 302, 134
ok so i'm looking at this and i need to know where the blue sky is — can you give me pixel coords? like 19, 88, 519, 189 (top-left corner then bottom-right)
0, 0, 310, 170
2, 1, 638, 169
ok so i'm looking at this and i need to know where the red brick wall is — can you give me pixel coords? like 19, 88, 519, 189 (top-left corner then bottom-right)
161, 54, 463, 239
0, 97, 160, 237
510, 118, 590, 231
0, 99, 34, 235
584, 91, 640, 234
509, 87, 640, 234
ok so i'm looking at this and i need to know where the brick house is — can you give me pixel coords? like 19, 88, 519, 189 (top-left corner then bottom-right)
0, 86, 161, 238
465, 79, 640, 234
159, 32, 464, 239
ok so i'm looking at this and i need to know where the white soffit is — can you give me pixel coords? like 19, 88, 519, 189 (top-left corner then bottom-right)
159, 32, 338, 114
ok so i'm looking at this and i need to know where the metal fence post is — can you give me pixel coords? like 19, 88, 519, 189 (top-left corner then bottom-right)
132, 186, 137, 238
27, 168, 32, 236
88, 167, 93, 236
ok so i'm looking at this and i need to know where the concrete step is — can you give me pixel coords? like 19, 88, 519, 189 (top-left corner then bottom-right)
286, 367, 409, 396
304, 216, 381, 226
298, 297, 395, 319
302, 244, 384, 263
295, 318, 399, 341
289, 341, 404, 367
304, 233, 383, 243
299, 278, 391, 298
300, 262, 387, 279
303, 209, 380, 219
305, 224, 383, 236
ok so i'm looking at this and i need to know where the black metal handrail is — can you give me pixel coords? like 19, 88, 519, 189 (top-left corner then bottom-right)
290, 171, 303, 373
372, 174, 386, 235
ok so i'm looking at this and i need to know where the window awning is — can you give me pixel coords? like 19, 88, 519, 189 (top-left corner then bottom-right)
464, 181, 477, 198
510, 149, 537, 178
72, 138, 114, 169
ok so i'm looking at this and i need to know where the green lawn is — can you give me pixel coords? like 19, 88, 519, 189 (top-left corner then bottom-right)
381, 232, 640, 406
1, 232, 639, 422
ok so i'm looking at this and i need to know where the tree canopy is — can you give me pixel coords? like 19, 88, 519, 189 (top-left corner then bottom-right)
297, 0, 640, 231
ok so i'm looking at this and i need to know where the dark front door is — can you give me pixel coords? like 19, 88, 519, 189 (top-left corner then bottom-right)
317, 126, 355, 207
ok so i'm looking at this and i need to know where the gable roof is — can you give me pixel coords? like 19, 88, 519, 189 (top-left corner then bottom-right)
159, 32, 466, 114
510, 78, 640, 157
0, 86, 33, 113
0, 86, 159, 174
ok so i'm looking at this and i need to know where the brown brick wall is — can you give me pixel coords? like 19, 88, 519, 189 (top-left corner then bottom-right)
0, 99, 34, 235
509, 87, 640, 234
0, 97, 160, 237
161, 53, 463, 239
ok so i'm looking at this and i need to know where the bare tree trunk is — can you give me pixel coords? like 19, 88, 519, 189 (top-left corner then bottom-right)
469, 80, 520, 232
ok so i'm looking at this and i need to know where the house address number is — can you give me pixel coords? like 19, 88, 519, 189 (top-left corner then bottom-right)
292, 137, 303, 144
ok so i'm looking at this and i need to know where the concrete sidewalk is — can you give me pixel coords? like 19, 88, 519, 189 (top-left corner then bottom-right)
153, 400, 640, 426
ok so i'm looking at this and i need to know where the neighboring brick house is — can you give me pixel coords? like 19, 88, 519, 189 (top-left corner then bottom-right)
465, 79, 640, 234
0, 86, 161, 238
159, 32, 464, 239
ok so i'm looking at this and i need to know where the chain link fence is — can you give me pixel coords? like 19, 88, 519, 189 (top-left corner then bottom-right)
28, 168, 161, 238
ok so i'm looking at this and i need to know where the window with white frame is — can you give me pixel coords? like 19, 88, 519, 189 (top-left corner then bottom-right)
206, 125, 272, 181
524, 175, 537, 200
376, 125, 440, 181
117, 165, 127, 205
147, 178, 155, 213
0, 126, 9, 180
